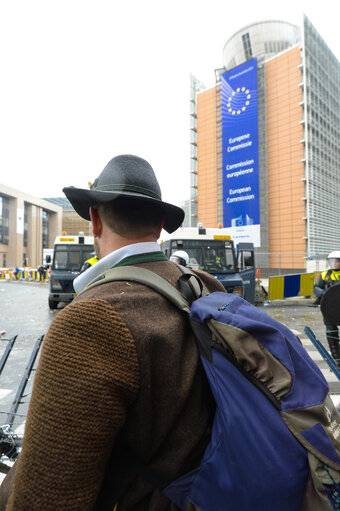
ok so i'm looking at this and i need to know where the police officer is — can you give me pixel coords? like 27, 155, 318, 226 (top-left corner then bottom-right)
80, 252, 99, 274
169, 250, 189, 267
314, 251, 340, 366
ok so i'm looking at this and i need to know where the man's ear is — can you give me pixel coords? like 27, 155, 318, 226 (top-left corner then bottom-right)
90, 207, 102, 237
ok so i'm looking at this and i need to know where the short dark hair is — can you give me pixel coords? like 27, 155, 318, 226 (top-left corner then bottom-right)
96, 197, 163, 238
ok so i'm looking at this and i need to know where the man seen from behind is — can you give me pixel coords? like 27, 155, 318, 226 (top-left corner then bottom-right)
1, 154, 224, 510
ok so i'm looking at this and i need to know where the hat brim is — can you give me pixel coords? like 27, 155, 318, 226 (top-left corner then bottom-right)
63, 187, 184, 234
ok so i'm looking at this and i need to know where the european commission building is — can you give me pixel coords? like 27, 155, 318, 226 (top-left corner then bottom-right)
191, 16, 340, 272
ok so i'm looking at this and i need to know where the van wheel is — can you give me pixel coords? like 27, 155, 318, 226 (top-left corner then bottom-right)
48, 298, 58, 310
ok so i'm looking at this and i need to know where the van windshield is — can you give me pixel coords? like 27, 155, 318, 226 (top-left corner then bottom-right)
52, 244, 94, 272
169, 240, 236, 274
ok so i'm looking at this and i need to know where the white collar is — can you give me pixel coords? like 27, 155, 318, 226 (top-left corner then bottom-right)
73, 241, 161, 294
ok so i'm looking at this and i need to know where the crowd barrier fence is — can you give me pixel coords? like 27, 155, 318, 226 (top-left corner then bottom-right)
0, 268, 51, 281
267, 272, 319, 301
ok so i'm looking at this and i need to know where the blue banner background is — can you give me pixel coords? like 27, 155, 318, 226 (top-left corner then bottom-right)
221, 58, 260, 231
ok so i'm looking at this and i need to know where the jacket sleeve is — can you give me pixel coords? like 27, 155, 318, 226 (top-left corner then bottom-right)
314, 274, 326, 298
4, 298, 140, 511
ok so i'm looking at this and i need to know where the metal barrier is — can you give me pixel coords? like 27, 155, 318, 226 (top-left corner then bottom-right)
0, 268, 50, 281
268, 272, 316, 301
6, 335, 44, 427
304, 327, 340, 380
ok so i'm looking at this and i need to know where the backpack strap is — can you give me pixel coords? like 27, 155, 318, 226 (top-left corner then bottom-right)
81, 265, 192, 313
174, 265, 205, 304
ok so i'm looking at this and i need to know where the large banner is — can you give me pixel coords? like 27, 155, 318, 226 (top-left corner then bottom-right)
221, 58, 260, 247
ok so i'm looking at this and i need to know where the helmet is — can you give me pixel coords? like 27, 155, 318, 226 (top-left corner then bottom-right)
327, 251, 340, 270
328, 251, 340, 259
170, 250, 190, 267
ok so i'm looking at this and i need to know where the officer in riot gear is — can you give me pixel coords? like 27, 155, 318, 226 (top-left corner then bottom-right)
314, 251, 340, 366
79, 252, 99, 274
169, 250, 190, 267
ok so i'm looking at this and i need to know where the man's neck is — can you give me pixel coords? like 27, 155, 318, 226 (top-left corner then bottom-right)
73, 241, 162, 294
99, 228, 158, 259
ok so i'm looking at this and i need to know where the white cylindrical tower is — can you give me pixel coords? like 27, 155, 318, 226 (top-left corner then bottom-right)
223, 20, 300, 70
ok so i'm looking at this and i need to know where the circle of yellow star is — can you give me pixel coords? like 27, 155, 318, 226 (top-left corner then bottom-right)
226, 86, 252, 115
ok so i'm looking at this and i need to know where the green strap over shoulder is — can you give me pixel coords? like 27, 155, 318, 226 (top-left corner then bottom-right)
83, 265, 191, 313
113, 251, 168, 267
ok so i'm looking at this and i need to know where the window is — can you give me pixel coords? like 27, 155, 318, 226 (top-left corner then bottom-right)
170, 240, 236, 274
0, 195, 10, 245
242, 33, 252, 60
52, 245, 94, 272
42, 210, 48, 249
239, 250, 254, 270
24, 203, 29, 247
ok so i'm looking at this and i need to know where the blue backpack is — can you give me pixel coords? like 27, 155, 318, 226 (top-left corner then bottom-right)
87, 265, 340, 511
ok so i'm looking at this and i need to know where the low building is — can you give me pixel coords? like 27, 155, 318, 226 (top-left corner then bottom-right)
44, 197, 92, 236
0, 184, 62, 268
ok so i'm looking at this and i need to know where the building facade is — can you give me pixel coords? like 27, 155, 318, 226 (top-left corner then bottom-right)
0, 184, 63, 268
45, 197, 92, 236
190, 74, 206, 227
193, 16, 340, 272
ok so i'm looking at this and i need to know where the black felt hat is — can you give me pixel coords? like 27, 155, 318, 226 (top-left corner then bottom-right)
63, 154, 184, 233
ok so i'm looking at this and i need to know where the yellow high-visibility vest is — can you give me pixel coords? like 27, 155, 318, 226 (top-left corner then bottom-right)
321, 270, 340, 281
84, 256, 99, 267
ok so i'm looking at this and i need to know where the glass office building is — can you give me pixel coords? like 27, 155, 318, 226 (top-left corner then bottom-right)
193, 16, 340, 271
302, 21, 340, 257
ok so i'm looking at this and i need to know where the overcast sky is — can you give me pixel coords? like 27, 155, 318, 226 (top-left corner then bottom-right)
0, 0, 339, 208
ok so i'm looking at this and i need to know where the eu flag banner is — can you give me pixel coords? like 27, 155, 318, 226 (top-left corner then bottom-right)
221, 58, 260, 247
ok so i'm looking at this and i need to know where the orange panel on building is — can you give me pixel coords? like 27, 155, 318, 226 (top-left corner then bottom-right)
196, 47, 307, 270
265, 46, 306, 269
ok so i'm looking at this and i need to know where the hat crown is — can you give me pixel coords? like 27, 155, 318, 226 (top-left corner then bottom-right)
63, 153, 185, 233
92, 154, 162, 200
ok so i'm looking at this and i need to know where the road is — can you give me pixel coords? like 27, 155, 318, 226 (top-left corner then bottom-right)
0, 280, 339, 434
0, 280, 57, 432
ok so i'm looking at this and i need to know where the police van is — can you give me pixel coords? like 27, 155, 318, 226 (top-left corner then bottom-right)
48, 233, 94, 309
160, 226, 256, 303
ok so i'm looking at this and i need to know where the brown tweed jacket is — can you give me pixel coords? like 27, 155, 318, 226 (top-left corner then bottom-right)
3, 261, 225, 510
